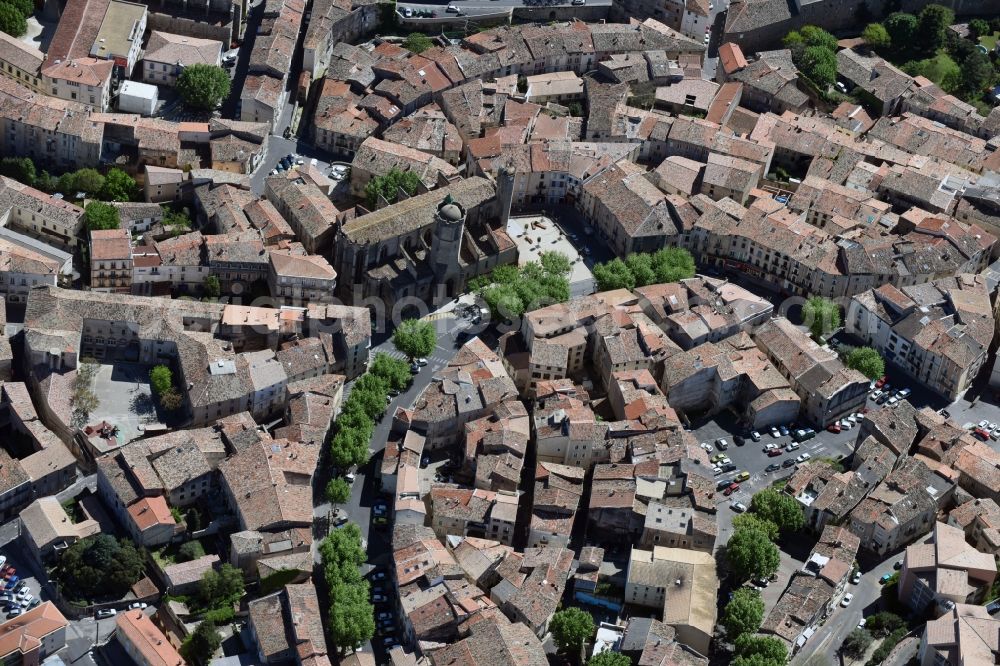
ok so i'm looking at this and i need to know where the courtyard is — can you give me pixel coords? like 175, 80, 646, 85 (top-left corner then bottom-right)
87, 362, 164, 447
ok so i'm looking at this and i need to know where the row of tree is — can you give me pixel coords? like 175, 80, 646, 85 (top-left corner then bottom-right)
591, 248, 696, 292
329, 350, 419, 470
719, 488, 806, 666
469, 251, 572, 319
319, 523, 375, 652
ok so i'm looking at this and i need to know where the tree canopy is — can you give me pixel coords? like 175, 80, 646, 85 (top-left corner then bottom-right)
749, 488, 805, 534
198, 563, 245, 610
326, 477, 351, 504
392, 319, 436, 361
732, 513, 779, 541
550, 607, 596, 658
915, 3, 954, 52
84, 201, 120, 231
841, 628, 873, 658
176, 64, 231, 110
471, 251, 572, 320
59, 168, 105, 197
99, 168, 137, 202
365, 168, 421, 208
319, 524, 374, 652
734, 634, 788, 664
784, 26, 838, 88
0, 157, 36, 185
862, 23, 890, 50
181, 619, 221, 664
370, 352, 412, 391
968, 18, 990, 40
403, 32, 433, 54
802, 296, 840, 341
203, 275, 221, 299
846, 347, 885, 380
150, 365, 173, 396
722, 587, 764, 639
884, 12, 918, 51
177, 540, 206, 562
726, 524, 780, 582
588, 651, 631, 666
57, 535, 145, 599
0, 3, 27, 37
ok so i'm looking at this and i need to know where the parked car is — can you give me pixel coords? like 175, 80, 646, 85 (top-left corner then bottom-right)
778, 425, 789, 436
851, 570, 862, 584
723, 483, 740, 496
716, 438, 729, 450
785, 442, 800, 452
372, 594, 388, 603
880, 573, 893, 584
6, 609, 21, 619
95, 609, 117, 619
750, 431, 761, 442
735, 471, 750, 482
826, 424, 841, 434
893, 559, 903, 570
770, 427, 781, 438
795, 453, 812, 463
792, 428, 816, 442
717, 479, 733, 491
26, 599, 39, 610
369, 571, 387, 582
721, 463, 737, 473
765, 463, 781, 473
733, 435, 744, 447
767, 448, 782, 457
730, 501, 747, 513
782, 459, 796, 468
841, 593, 854, 607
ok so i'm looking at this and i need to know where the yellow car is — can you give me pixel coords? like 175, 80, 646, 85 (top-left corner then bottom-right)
735, 471, 750, 482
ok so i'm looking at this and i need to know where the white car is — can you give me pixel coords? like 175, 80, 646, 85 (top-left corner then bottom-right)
700, 442, 714, 453
403, 6, 412, 16
730, 501, 747, 513
858, 617, 866, 628
770, 427, 781, 438
841, 593, 854, 607
979, 420, 990, 429
717, 456, 731, 466
764, 443, 777, 451
128, 602, 147, 610
712, 466, 723, 476
785, 442, 800, 452
871, 389, 882, 399
446, 3, 458, 11
887, 396, 899, 406
750, 431, 761, 442
898, 388, 911, 398
795, 452, 812, 463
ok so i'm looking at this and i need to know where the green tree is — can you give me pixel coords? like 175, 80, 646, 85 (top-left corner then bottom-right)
841, 627, 873, 658
884, 12, 918, 50
862, 23, 890, 50
846, 347, 885, 380
162, 208, 193, 236
726, 525, 781, 582
732, 513, 779, 541
330, 425, 370, 468
568, 102, 583, 117
57, 535, 145, 599
185, 507, 202, 531
722, 587, 764, 639
968, 18, 990, 40
149, 365, 173, 396
59, 168, 105, 196
593, 258, 636, 291
650, 247, 695, 283
180, 619, 221, 664
177, 540, 206, 562
733, 655, 784, 666
0, 157, 36, 185
540, 250, 573, 276
916, 4, 954, 52
34, 170, 54, 192
588, 651, 631, 666
0, 2, 27, 36
960, 49, 994, 95
84, 201, 120, 231
866, 611, 904, 637
902, 53, 962, 93
402, 32, 432, 54
4, 0, 32, 17
203, 275, 221, 299
369, 352, 412, 392
800, 45, 837, 88
326, 477, 351, 504
734, 634, 788, 663
393, 318, 436, 361
802, 296, 840, 341
198, 564, 245, 610
320, 523, 367, 584
364, 168, 422, 208
99, 168, 137, 202
750, 488, 805, 533
176, 63, 231, 110
329, 580, 375, 652
517, 76, 528, 93
159, 389, 183, 411
550, 607, 596, 660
